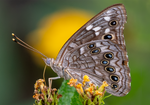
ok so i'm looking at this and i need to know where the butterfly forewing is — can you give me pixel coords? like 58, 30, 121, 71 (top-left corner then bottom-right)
56, 4, 127, 63
54, 4, 131, 96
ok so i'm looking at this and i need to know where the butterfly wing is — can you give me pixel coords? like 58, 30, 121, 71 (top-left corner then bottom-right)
56, 4, 127, 63
61, 40, 131, 96
55, 4, 131, 96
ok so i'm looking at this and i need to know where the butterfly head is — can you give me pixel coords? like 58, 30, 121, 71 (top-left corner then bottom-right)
42, 58, 53, 67
42, 57, 70, 79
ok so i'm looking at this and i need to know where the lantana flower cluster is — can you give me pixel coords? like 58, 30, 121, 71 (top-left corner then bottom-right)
68, 75, 111, 105
33, 79, 62, 105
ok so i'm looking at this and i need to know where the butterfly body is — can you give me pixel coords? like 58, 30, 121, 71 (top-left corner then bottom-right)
44, 4, 131, 96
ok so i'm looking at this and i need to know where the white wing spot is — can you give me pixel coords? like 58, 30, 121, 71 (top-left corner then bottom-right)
126, 92, 129, 95
84, 53, 88, 56
95, 67, 99, 69
92, 56, 98, 59
105, 28, 110, 33
104, 17, 110, 21
130, 82, 131, 86
93, 27, 101, 31
69, 43, 78, 48
80, 47, 85, 54
66, 56, 69, 60
101, 46, 109, 52
96, 42, 101, 47
86, 24, 93, 30
73, 55, 77, 61
127, 62, 129, 66
129, 73, 131, 77
95, 32, 100, 36
107, 10, 111, 14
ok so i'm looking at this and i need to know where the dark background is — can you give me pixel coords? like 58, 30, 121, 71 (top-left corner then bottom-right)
0, 0, 149, 105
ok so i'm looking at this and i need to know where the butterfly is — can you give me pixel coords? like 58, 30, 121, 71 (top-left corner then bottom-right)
12, 3, 131, 96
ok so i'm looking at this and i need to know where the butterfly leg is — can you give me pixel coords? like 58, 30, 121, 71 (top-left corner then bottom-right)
64, 69, 74, 79
48, 76, 60, 98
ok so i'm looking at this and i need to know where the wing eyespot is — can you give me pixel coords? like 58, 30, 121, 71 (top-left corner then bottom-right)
102, 33, 115, 40
101, 59, 109, 66
104, 52, 114, 59
111, 84, 119, 90
110, 75, 120, 82
105, 66, 115, 73
104, 34, 112, 39
90, 48, 101, 54
88, 43, 95, 49
109, 20, 118, 26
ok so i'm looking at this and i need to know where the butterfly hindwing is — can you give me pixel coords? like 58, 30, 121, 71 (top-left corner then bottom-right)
62, 40, 130, 96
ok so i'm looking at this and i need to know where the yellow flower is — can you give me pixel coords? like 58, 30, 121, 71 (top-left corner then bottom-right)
27, 9, 93, 66
85, 86, 94, 95
33, 78, 62, 104
68, 75, 111, 105
33, 94, 40, 101
75, 83, 82, 88
103, 81, 109, 87
83, 75, 90, 81
98, 81, 109, 92
34, 79, 45, 92
75, 83, 84, 95
89, 82, 96, 89
67, 78, 77, 87
82, 75, 90, 86
95, 90, 103, 96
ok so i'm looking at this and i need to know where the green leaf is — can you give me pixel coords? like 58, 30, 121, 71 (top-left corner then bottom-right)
70, 90, 83, 105
58, 80, 82, 105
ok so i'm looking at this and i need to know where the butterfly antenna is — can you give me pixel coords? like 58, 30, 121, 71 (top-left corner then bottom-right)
12, 33, 47, 58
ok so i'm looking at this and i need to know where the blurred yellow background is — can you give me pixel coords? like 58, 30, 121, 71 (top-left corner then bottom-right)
1, 0, 150, 105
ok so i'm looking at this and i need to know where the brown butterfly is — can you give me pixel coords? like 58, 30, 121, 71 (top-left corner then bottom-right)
12, 4, 131, 96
